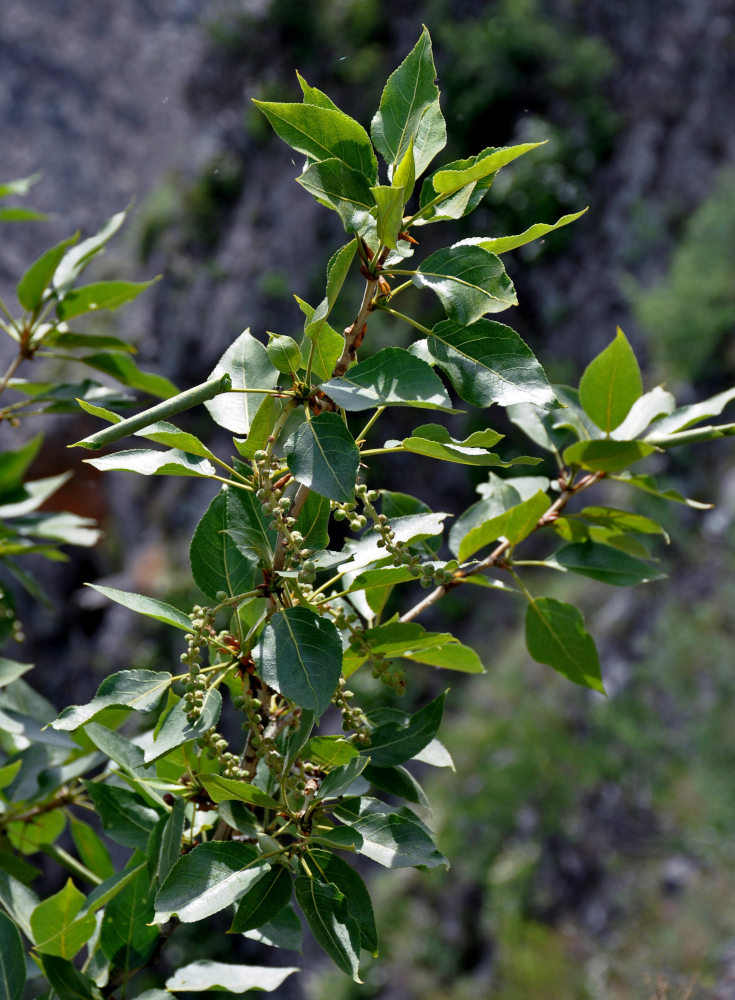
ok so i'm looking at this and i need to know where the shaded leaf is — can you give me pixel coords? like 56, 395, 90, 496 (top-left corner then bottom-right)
100, 860, 157, 969
198, 774, 281, 810
204, 329, 279, 435
553, 541, 666, 587
0, 911, 25, 1000
39, 955, 103, 1000
525, 597, 604, 692
53, 669, 172, 730
298, 159, 374, 233
294, 876, 362, 981
563, 439, 657, 472
256, 607, 342, 718
82, 783, 159, 851
414, 246, 517, 324
229, 865, 292, 934
427, 318, 555, 409
321, 348, 455, 412
145, 688, 222, 764
190, 491, 258, 600
364, 693, 445, 767
17, 234, 78, 313
154, 842, 267, 923
285, 412, 359, 502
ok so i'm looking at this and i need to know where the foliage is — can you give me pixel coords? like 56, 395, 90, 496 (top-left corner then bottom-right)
631, 168, 735, 382
0, 29, 734, 998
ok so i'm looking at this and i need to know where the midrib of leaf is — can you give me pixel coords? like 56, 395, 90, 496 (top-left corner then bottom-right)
310, 423, 351, 496
530, 600, 581, 680
280, 613, 319, 708
421, 261, 510, 304
125, 676, 171, 711
431, 330, 518, 393
605, 349, 622, 432
387, 55, 424, 165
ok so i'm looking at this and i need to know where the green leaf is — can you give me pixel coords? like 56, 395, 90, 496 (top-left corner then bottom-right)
166, 961, 298, 993
294, 876, 362, 981
69, 817, 114, 881
256, 607, 342, 718
647, 386, 735, 437
84, 584, 191, 631
563, 439, 657, 472
144, 688, 222, 764
189, 491, 258, 600
449, 478, 522, 558
204, 329, 279, 435
42, 330, 135, 352
82, 783, 159, 851
224, 482, 277, 564
457, 490, 550, 562
610, 386, 676, 440
386, 423, 537, 467
0, 658, 33, 686
85, 447, 215, 478
155, 797, 186, 886
432, 142, 544, 195
393, 138, 416, 201
416, 147, 509, 224
363, 764, 429, 807
612, 471, 712, 509
0, 434, 43, 500
54, 205, 131, 294
553, 541, 666, 587
285, 411, 359, 502
303, 737, 359, 768
297, 71, 339, 110
297, 159, 375, 234
0, 206, 47, 222
294, 492, 331, 551
39, 955, 103, 1000
525, 597, 605, 693
83, 722, 147, 778
371, 27, 442, 170
455, 209, 587, 255
154, 842, 267, 923
0, 872, 38, 939
352, 806, 447, 869
100, 861, 157, 969
198, 774, 281, 810
55, 278, 158, 320
321, 348, 455, 412
254, 100, 377, 181
315, 757, 370, 800
307, 849, 378, 953
53, 669, 172, 730
574, 506, 668, 540
229, 865, 292, 933
402, 642, 484, 673
242, 903, 303, 951
414, 246, 517, 324
578, 328, 642, 432
74, 352, 177, 398
365, 693, 445, 767
31, 879, 96, 958
17, 234, 78, 313
0, 911, 25, 1000
0, 173, 41, 198
427, 318, 555, 409
370, 185, 405, 250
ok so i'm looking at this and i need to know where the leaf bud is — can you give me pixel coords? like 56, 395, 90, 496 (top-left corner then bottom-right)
266, 333, 302, 373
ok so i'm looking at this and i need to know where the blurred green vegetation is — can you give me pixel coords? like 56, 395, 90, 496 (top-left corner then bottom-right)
306, 522, 735, 998
631, 169, 735, 385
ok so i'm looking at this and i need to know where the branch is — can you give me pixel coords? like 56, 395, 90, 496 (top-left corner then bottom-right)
332, 276, 378, 377
399, 472, 604, 623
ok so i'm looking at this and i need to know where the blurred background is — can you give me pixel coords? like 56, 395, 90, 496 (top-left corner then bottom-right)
2, 1, 735, 997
